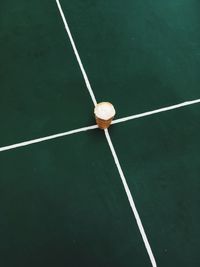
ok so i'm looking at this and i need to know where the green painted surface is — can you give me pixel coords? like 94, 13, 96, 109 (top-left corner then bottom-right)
0, 132, 151, 267
1, 0, 200, 266
62, 0, 200, 117
111, 104, 200, 266
0, 0, 94, 147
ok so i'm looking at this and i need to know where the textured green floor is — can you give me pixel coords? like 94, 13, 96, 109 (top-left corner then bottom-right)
0, 131, 151, 267
0, 0, 94, 147
111, 104, 200, 266
62, 0, 200, 117
1, 0, 200, 266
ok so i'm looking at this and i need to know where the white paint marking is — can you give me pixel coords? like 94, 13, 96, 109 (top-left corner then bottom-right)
104, 129, 157, 267
1, 98, 200, 153
112, 99, 200, 125
56, 2, 157, 265
56, 0, 97, 106
0, 125, 98, 152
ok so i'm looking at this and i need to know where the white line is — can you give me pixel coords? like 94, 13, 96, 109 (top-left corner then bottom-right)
112, 99, 200, 125
2, 97, 200, 153
56, 0, 97, 106
56, 2, 157, 265
0, 125, 98, 152
104, 129, 157, 267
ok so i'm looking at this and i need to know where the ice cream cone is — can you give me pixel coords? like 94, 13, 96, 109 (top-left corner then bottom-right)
94, 102, 116, 130
95, 116, 114, 129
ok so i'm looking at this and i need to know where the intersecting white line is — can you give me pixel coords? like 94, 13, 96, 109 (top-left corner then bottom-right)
56, 0, 97, 106
55, 1, 157, 266
104, 129, 157, 267
0, 2, 199, 264
1, 1, 199, 264
1, 98, 200, 153
112, 99, 200, 125
0, 125, 98, 152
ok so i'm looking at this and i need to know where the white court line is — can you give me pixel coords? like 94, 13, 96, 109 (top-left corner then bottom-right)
0, 99, 200, 152
1, 97, 200, 153
0, 125, 98, 152
56, 0, 97, 106
112, 99, 200, 125
55, 1, 157, 266
104, 129, 157, 267
1, 98, 200, 153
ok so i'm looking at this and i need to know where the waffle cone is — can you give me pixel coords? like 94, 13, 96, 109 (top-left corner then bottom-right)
95, 116, 113, 129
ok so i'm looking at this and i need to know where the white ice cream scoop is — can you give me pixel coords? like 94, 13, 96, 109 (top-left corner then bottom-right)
94, 102, 116, 129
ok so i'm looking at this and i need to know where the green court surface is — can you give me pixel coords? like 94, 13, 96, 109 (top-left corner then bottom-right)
111, 104, 200, 266
1, 0, 200, 266
0, 134, 151, 267
63, 0, 200, 116
0, 0, 93, 146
